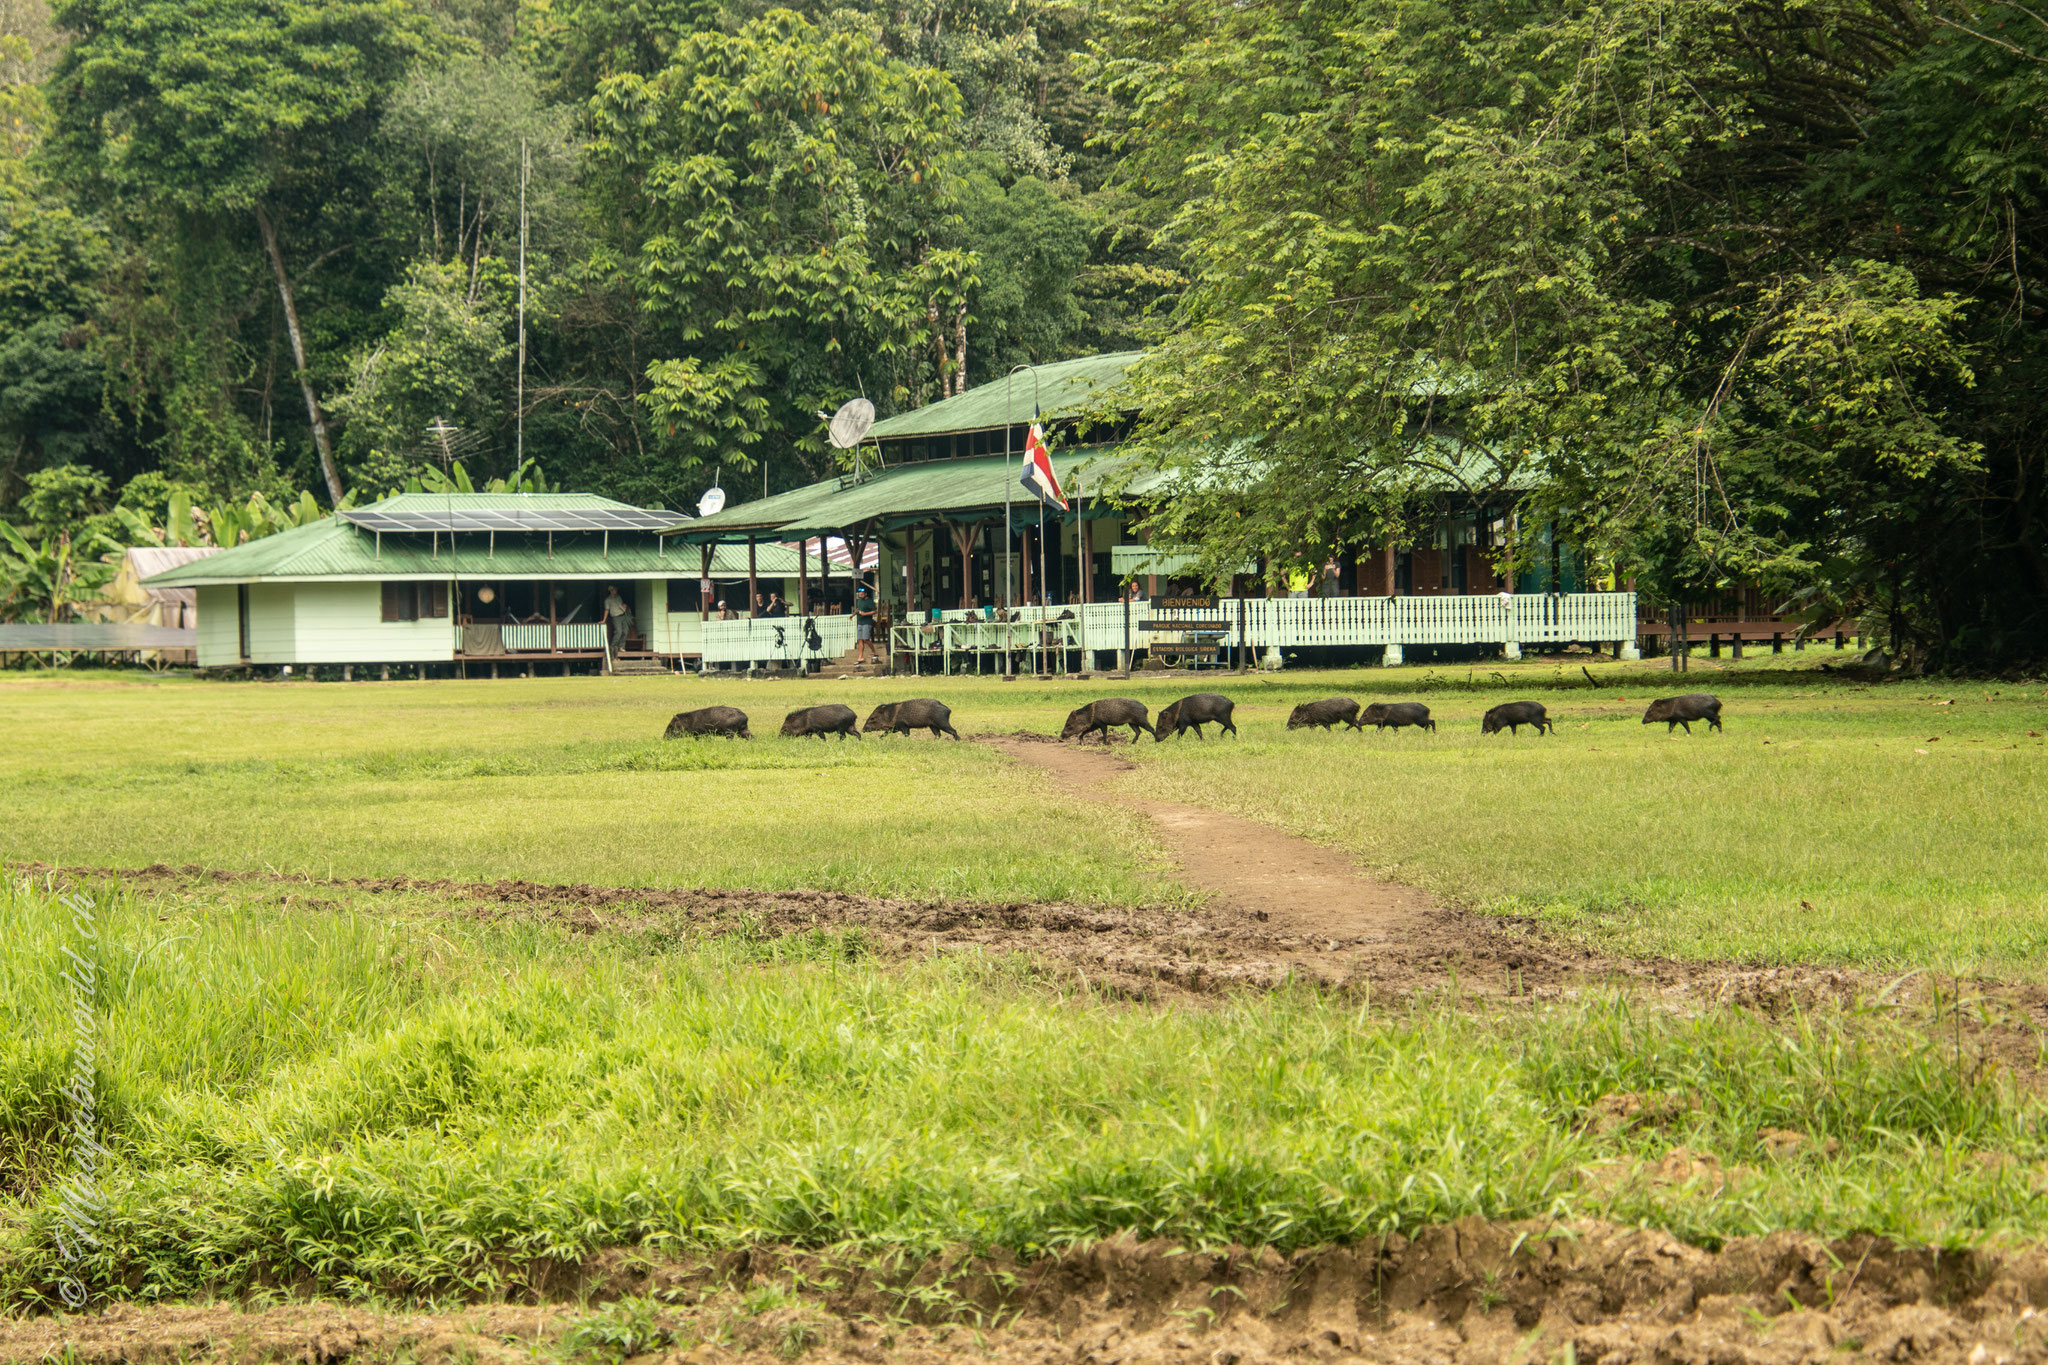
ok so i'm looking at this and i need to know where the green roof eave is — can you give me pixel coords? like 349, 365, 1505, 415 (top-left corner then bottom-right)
670, 446, 1135, 544
865, 352, 1143, 441
143, 517, 805, 586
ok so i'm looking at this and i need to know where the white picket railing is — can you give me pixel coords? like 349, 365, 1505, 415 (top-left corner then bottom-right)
501, 622, 606, 652
698, 593, 1636, 667
1091, 593, 1637, 651
699, 614, 859, 665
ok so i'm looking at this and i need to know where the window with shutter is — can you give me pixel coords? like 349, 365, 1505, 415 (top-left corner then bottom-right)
380, 581, 417, 622
425, 582, 449, 618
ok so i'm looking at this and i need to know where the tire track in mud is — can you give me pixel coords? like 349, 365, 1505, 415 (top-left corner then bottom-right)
13, 1217, 2048, 1364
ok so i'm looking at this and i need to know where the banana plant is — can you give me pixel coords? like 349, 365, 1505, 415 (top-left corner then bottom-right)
403, 458, 549, 496
110, 488, 332, 550
0, 524, 118, 623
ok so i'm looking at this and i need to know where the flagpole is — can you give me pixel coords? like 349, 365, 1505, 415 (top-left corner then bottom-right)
1005, 364, 1029, 678
1075, 465, 1086, 671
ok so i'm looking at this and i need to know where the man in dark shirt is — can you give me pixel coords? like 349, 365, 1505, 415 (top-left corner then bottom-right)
854, 585, 877, 662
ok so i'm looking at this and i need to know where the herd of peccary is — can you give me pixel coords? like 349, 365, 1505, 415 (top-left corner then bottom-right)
665, 691, 1727, 743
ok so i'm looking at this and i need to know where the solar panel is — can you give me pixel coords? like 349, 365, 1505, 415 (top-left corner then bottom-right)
341, 506, 679, 533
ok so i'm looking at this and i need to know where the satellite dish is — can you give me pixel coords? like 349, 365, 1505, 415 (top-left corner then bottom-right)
697, 485, 726, 517
827, 398, 875, 450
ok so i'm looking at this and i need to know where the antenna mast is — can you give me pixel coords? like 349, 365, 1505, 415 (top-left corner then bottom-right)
516, 138, 529, 465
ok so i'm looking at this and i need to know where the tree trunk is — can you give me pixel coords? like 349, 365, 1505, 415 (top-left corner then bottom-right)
256, 205, 345, 507
951, 300, 968, 397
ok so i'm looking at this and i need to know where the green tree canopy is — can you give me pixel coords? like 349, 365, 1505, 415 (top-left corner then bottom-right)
49, 0, 431, 505
587, 8, 969, 486
1092, 0, 2034, 659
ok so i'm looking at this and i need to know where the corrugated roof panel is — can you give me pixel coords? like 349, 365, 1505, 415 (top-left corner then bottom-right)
143, 519, 809, 587
866, 352, 1142, 440
674, 446, 1134, 542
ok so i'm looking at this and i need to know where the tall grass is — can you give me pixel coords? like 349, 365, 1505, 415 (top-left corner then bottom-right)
4, 876, 2044, 1308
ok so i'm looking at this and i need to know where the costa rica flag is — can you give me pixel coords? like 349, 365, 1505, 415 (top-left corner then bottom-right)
1019, 419, 1066, 511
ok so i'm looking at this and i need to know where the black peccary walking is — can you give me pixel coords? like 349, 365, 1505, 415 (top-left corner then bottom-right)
1642, 693, 1722, 734
781, 703, 861, 740
1154, 693, 1238, 741
665, 706, 752, 740
1287, 697, 1362, 731
1481, 701, 1553, 736
1060, 698, 1155, 744
1360, 701, 1435, 733
863, 699, 960, 740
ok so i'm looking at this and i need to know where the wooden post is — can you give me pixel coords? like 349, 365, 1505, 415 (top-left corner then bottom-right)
1076, 504, 1089, 609
799, 537, 810, 616
1021, 528, 1034, 605
1383, 538, 1398, 596
747, 535, 759, 618
953, 522, 979, 609
700, 545, 711, 625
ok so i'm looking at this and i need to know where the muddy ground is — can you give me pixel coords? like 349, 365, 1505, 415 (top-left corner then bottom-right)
21, 852, 2007, 1023
13, 1218, 2048, 1363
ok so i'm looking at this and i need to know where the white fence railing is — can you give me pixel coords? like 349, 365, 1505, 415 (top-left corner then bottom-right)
501, 622, 606, 652
699, 614, 858, 665
698, 593, 1636, 666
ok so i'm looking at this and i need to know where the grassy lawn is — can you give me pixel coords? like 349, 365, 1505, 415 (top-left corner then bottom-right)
5, 661, 2046, 973
4, 873, 2044, 1308
0, 672, 1177, 905
1109, 662, 2048, 976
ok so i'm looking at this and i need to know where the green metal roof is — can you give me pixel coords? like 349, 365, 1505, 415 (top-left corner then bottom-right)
143, 512, 807, 587
670, 446, 1148, 543
867, 352, 1142, 440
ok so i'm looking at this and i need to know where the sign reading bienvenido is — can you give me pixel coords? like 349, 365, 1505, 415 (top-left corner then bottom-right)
1150, 592, 1217, 611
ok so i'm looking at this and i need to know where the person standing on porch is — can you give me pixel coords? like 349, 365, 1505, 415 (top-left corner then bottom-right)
854, 584, 877, 662
602, 585, 633, 653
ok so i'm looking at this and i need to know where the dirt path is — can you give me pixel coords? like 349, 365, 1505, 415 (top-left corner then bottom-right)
988, 736, 1438, 947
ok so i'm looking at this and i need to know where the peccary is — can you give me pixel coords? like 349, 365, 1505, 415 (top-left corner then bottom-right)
665, 706, 752, 740
1288, 697, 1362, 731
1643, 693, 1722, 734
1481, 701, 1553, 736
782, 702, 861, 740
1155, 693, 1238, 741
1060, 698, 1155, 744
1360, 701, 1435, 733
864, 698, 960, 740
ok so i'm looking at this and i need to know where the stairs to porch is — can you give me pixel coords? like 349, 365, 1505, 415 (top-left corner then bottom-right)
825, 645, 888, 678
608, 654, 672, 677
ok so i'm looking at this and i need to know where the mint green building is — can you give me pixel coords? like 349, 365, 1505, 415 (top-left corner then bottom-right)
143, 494, 815, 674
